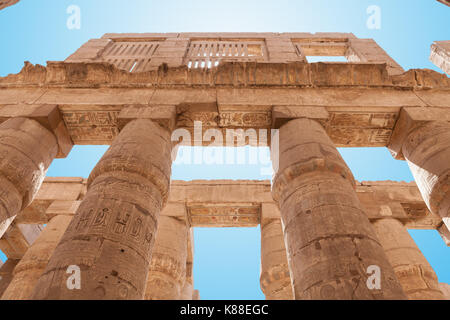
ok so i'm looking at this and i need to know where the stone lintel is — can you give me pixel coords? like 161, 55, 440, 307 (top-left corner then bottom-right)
10, 178, 447, 232
0, 223, 42, 259
388, 107, 450, 160
0, 104, 73, 158
15, 178, 85, 224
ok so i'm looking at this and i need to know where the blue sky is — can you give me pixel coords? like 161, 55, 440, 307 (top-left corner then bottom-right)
0, 0, 449, 300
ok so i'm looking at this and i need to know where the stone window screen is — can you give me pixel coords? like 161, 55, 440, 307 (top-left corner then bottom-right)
185, 40, 267, 69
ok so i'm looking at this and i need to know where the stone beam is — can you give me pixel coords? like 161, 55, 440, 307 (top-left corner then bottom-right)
0, 223, 43, 260
0, 0, 19, 10
430, 41, 450, 74
437, 0, 450, 7
16, 178, 448, 235
15, 177, 85, 224
0, 57, 448, 148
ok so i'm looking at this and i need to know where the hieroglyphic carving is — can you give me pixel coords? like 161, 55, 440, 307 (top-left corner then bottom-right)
325, 112, 397, 146
62, 110, 120, 144
188, 205, 260, 227
219, 112, 271, 127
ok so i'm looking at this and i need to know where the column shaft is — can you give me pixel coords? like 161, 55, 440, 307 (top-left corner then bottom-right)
260, 219, 293, 300
1, 215, 72, 300
372, 218, 445, 299
272, 118, 406, 300
402, 121, 450, 229
145, 216, 188, 300
0, 118, 58, 237
0, 259, 19, 297
31, 119, 172, 299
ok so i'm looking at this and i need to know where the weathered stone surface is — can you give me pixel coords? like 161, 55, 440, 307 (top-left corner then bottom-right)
402, 121, 450, 231
439, 283, 450, 299
1, 215, 72, 300
19, 178, 448, 233
430, 41, 450, 74
260, 218, 293, 300
0, 0, 19, 10
372, 218, 445, 300
0, 32, 448, 301
145, 216, 188, 300
30, 119, 172, 299
0, 118, 58, 238
0, 223, 42, 260
437, 0, 450, 7
272, 118, 406, 299
0, 259, 19, 297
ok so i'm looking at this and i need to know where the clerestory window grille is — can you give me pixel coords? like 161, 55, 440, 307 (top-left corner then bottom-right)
185, 40, 267, 69
98, 41, 161, 73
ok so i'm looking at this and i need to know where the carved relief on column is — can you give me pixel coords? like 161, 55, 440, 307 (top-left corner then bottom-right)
1, 215, 73, 300
260, 218, 293, 300
402, 121, 450, 230
389, 108, 450, 232
372, 218, 445, 300
0, 117, 58, 238
179, 227, 195, 300
31, 119, 172, 300
272, 118, 406, 300
145, 216, 188, 300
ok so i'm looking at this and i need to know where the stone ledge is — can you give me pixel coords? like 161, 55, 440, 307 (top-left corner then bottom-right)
1, 61, 448, 89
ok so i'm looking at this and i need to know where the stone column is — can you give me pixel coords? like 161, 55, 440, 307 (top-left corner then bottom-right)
145, 216, 188, 300
372, 218, 445, 300
260, 218, 293, 300
0, 117, 58, 238
0, 259, 19, 297
31, 119, 172, 300
1, 215, 73, 300
179, 281, 194, 300
439, 283, 450, 300
272, 118, 406, 300
401, 121, 450, 230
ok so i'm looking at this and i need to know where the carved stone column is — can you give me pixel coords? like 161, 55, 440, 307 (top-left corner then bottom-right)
260, 218, 293, 300
402, 121, 450, 230
145, 216, 188, 300
372, 218, 444, 299
0, 117, 59, 238
0, 259, 19, 297
1, 215, 73, 300
31, 119, 172, 300
179, 281, 194, 300
272, 118, 406, 300
440, 283, 450, 300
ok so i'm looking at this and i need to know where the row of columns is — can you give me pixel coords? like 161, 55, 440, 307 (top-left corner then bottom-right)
261, 216, 446, 300
263, 118, 449, 300
0, 111, 449, 299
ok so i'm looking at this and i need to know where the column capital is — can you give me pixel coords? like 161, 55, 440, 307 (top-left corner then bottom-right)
271, 106, 329, 129
388, 107, 450, 160
272, 117, 355, 204
0, 104, 73, 158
